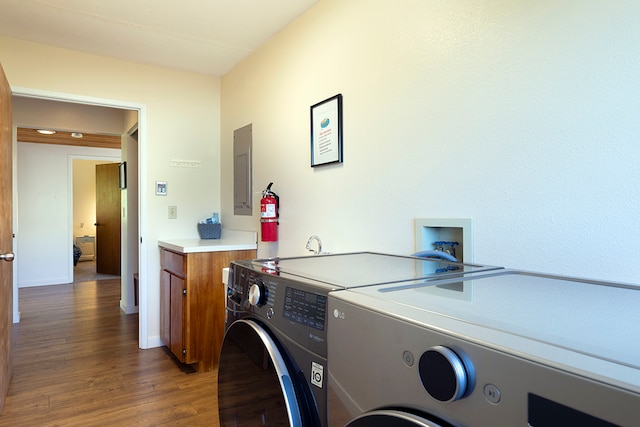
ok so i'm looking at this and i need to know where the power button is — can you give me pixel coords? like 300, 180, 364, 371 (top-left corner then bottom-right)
483, 384, 501, 404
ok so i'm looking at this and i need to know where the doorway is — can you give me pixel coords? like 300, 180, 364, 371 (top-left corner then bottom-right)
72, 158, 122, 280
11, 88, 148, 349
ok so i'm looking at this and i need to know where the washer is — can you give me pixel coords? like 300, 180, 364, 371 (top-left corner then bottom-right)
217, 252, 500, 426
328, 270, 640, 426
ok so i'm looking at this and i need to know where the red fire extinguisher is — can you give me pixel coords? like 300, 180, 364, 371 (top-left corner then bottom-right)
260, 182, 279, 242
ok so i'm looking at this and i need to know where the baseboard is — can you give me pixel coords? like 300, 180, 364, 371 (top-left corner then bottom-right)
120, 300, 139, 314
18, 277, 71, 288
145, 336, 164, 349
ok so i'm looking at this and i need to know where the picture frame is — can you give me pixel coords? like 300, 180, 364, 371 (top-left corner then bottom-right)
310, 94, 343, 167
118, 161, 127, 190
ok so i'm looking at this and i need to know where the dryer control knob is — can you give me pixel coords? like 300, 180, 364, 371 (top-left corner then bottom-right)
419, 346, 468, 403
248, 281, 267, 307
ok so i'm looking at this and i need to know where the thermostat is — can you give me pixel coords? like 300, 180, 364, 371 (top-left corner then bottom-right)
156, 181, 167, 196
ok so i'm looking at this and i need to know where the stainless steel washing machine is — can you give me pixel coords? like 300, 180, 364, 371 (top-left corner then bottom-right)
328, 270, 640, 426
217, 252, 501, 426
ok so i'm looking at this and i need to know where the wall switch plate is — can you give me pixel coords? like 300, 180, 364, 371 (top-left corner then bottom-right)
168, 206, 177, 219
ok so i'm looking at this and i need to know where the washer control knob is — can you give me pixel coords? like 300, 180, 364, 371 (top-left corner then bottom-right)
248, 279, 267, 307
419, 346, 469, 402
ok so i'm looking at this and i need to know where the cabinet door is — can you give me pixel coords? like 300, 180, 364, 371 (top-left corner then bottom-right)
170, 275, 186, 362
160, 270, 171, 347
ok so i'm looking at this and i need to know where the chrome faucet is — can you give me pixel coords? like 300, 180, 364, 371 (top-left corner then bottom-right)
306, 235, 322, 255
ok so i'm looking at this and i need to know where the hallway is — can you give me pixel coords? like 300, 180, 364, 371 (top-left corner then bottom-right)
0, 279, 219, 426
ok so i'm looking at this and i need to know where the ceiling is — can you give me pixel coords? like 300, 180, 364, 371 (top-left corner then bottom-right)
0, 0, 319, 76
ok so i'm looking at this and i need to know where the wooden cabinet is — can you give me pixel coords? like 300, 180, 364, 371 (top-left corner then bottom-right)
160, 247, 256, 372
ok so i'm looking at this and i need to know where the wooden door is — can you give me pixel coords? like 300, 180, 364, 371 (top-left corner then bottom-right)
0, 63, 14, 412
95, 163, 121, 275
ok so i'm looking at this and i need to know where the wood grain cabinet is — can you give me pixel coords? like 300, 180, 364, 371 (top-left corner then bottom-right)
160, 247, 256, 372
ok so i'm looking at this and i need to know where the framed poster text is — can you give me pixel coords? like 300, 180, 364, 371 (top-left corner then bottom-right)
310, 94, 343, 167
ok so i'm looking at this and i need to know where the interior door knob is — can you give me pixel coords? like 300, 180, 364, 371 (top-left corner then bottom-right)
0, 252, 15, 262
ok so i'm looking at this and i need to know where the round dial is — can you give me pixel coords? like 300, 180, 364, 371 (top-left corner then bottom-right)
418, 346, 469, 402
248, 280, 268, 306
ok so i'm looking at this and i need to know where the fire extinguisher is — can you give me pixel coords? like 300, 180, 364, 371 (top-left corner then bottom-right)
260, 182, 279, 242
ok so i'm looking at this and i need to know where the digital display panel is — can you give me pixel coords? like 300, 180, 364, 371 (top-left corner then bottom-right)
283, 287, 327, 330
528, 394, 617, 427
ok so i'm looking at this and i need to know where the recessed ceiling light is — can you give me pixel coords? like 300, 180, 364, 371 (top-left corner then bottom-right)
71, 132, 83, 138
37, 129, 56, 135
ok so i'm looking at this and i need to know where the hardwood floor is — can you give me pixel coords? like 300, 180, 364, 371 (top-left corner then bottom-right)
0, 279, 220, 426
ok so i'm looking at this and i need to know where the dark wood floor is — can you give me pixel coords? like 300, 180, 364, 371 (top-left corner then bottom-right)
0, 279, 219, 426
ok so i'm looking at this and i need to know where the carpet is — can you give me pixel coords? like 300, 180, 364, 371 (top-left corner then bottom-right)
74, 260, 121, 283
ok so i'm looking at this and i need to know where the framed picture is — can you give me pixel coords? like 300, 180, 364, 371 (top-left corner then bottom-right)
310, 94, 343, 167
118, 161, 127, 190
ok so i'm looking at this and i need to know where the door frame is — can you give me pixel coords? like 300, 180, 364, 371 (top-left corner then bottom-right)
69, 155, 121, 277
11, 86, 150, 349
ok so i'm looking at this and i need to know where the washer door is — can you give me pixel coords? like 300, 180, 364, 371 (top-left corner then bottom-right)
218, 319, 307, 427
346, 409, 454, 427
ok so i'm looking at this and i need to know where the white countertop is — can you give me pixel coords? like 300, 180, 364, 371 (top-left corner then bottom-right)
158, 229, 257, 254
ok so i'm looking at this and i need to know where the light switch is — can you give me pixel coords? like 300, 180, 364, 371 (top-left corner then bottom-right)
168, 206, 177, 219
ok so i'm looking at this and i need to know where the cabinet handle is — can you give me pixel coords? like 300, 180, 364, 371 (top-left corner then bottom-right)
183, 288, 187, 296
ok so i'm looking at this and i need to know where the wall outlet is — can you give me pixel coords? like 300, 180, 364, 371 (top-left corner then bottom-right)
168, 205, 177, 219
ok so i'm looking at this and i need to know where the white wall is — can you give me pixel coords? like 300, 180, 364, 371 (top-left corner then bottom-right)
121, 129, 140, 315
2, 36, 222, 347
221, 0, 640, 285
12, 96, 125, 133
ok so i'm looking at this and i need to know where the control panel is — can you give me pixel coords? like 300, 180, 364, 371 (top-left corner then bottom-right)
226, 262, 329, 357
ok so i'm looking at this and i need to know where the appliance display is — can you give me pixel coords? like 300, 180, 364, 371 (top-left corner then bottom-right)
216, 252, 500, 426
328, 270, 640, 426
283, 287, 328, 330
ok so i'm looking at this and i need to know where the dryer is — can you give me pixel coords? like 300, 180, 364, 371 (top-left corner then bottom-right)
327, 270, 640, 426
216, 252, 500, 426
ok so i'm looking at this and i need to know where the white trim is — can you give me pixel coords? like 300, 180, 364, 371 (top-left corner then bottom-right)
120, 300, 139, 315
11, 86, 149, 349
146, 336, 164, 349
10, 86, 142, 111
137, 107, 148, 349
11, 125, 19, 323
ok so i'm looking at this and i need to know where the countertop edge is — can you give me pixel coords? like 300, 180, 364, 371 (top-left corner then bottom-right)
158, 230, 257, 254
